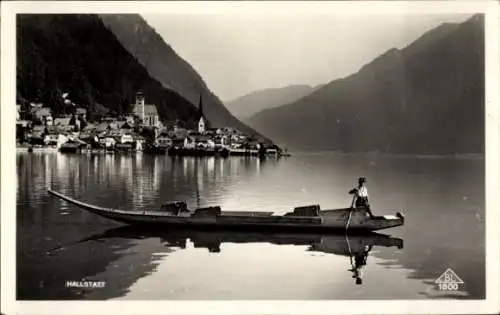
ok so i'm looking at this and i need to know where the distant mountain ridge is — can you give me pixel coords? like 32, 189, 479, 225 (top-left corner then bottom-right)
225, 84, 324, 120
247, 14, 484, 154
99, 14, 263, 139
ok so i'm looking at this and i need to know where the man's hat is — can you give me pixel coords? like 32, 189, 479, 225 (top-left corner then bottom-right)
358, 177, 366, 183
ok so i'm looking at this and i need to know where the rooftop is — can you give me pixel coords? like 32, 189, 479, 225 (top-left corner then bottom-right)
32, 125, 45, 132
190, 134, 212, 142
95, 122, 110, 132
46, 126, 60, 134
54, 117, 71, 126
33, 107, 52, 117
82, 123, 97, 131
117, 121, 134, 129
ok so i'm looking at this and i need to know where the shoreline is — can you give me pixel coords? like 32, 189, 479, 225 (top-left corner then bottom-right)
15, 146, 484, 160
15, 146, 285, 157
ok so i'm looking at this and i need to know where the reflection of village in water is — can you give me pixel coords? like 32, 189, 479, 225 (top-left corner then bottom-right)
18, 152, 270, 210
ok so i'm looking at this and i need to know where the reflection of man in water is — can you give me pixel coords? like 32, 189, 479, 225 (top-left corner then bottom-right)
350, 245, 372, 284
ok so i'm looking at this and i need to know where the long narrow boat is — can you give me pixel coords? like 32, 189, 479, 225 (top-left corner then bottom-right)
48, 189, 404, 233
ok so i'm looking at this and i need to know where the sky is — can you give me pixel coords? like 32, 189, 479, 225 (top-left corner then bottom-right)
143, 13, 472, 101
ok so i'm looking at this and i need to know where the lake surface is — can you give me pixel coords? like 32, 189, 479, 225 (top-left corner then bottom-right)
16, 151, 485, 300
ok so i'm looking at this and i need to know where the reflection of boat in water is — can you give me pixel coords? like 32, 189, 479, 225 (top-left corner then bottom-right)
48, 189, 405, 233
52, 225, 403, 256
46, 226, 403, 288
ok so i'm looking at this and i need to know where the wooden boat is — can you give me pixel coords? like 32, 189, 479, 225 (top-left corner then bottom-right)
48, 189, 404, 233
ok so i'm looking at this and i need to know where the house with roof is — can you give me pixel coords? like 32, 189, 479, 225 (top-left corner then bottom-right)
45, 125, 60, 134
107, 129, 133, 144
16, 120, 32, 143
102, 116, 117, 122
107, 121, 119, 130
29, 125, 46, 144
213, 135, 230, 149
117, 121, 134, 132
16, 120, 31, 129
31, 125, 45, 134
155, 133, 173, 148
82, 123, 97, 133
125, 115, 135, 125
78, 131, 95, 144
230, 133, 247, 143
95, 122, 110, 133
76, 107, 87, 120
44, 130, 60, 146
185, 133, 215, 150
119, 133, 135, 144
170, 128, 188, 141
98, 135, 116, 149
53, 117, 73, 133
32, 107, 53, 125
132, 92, 160, 128
167, 119, 185, 132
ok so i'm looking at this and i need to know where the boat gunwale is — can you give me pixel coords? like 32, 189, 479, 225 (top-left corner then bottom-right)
48, 189, 352, 218
47, 189, 404, 231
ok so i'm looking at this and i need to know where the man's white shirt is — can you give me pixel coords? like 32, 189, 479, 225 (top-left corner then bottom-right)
357, 186, 369, 198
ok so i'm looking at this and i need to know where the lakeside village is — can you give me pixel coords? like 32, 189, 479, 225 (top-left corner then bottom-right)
16, 92, 286, 158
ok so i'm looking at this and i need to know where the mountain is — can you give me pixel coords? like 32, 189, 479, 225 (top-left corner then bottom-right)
17, 14, 199, 126
246, 14, 484, 154
225, 84, 324, 120
99, 14, 262, 139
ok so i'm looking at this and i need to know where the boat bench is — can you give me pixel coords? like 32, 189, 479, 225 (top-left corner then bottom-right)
221, 211, 274, 217
217, 216, 322, 225
193, 206, 222, 217
285, 205, 321, 217
160, 201, 189, 215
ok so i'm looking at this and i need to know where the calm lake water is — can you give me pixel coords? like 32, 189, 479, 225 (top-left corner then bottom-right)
16, 151, 485, 300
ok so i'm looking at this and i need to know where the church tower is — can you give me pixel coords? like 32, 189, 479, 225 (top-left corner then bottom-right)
197, 94, 205, 133
136, 92, 145, 122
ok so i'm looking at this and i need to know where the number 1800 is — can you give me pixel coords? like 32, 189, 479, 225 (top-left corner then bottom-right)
438, 283, 459, 291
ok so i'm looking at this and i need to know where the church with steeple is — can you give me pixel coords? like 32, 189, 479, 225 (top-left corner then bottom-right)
197, 94, 206, 133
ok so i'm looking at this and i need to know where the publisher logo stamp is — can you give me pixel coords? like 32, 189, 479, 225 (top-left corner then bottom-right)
435, 268, 464, 292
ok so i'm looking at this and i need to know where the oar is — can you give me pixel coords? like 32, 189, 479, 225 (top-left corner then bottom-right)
345, 233, 355, 271
345, 195, 356, 233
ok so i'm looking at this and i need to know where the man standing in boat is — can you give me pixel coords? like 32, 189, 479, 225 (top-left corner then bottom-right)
349, 177, 374, 217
